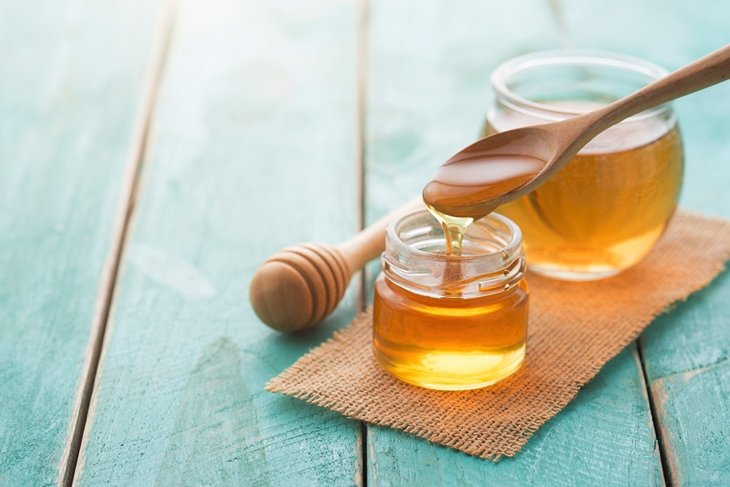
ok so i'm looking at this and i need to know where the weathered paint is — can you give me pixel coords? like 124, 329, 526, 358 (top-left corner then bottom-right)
642, 272, 730, 485
363, 0, 666, 483
75, 0, 363, 485
3, 0, 729, 484
0, 1, 165, 484
561, 0, 730, 483
367, 347, 663, 486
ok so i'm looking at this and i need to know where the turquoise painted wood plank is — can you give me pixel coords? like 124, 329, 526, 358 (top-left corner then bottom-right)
561, 0, 730, 483
363, 0, 663, 483
75, 0, 364, 485
0, 1, 166, 485
368, 347, 662, 486
641, 273, 730, 485
559, 0, 730, 216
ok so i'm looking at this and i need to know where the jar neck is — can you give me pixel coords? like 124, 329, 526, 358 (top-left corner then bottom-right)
383, 252, 526, 298
382, 210, 525, 298
488, 50, 677, 152
492, 50, 671, 118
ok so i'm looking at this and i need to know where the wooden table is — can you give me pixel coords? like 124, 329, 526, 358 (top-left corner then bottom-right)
2, 0, 729, 485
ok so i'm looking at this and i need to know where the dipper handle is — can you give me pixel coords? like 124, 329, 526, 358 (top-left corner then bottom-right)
249, 199, 422, 332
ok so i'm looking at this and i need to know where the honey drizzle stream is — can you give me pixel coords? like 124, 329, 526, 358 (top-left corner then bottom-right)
426, 205, 474, 296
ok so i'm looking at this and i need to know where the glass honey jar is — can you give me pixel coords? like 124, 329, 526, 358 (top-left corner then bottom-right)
373, 209, 528, 390
485, 51, 684, 280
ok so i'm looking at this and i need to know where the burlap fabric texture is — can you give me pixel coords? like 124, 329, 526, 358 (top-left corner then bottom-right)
267, 212, 730, 460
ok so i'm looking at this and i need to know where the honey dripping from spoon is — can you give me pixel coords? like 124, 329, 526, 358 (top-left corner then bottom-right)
423, 153, 546, 257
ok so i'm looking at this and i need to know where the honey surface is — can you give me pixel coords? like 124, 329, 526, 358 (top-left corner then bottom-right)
486, 110, 683, 278
373, 275, 528, 390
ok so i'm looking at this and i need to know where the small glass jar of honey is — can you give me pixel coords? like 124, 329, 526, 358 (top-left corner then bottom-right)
373, 209, 528, 390
486, 51, 684, 280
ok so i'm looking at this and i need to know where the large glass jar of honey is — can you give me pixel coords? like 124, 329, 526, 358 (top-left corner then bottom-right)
373, 209, 528, 390
486, 51, 684, 280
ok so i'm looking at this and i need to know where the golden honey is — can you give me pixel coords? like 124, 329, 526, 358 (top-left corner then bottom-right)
487, 52, 685, 279
489, 121, 682, 278
373, 210, 528, 390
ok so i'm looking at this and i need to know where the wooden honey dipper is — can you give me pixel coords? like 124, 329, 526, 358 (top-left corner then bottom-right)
249, 199, 422, 332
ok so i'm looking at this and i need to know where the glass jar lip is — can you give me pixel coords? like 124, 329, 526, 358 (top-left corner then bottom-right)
386, 209, 523, 263
491, 50, 672, 122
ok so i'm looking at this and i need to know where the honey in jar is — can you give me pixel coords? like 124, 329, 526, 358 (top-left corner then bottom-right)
373, 209, 528, 390
486, 51, 684, 280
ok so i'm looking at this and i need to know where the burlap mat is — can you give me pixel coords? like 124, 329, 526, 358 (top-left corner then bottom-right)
266, 211, 730, 460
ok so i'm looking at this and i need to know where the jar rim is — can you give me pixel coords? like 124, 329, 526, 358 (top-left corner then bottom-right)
491, 50, 671, 122
386, 209, 523, 264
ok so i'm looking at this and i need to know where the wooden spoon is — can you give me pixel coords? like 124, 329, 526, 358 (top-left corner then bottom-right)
423, 44, 730, 218
251, 45, 730, 332
249, 199, 422, 332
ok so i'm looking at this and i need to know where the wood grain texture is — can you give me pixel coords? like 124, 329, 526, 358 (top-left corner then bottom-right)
559, 0, 730, 217
0, 1, 165, 484
642, 274, 730, 485
74, 0, 364, 485
561, 0, 730, 483
368, 347, 663, 486
363, 0, 663, 483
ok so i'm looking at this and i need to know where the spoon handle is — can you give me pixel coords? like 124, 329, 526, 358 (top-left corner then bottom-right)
567, 43, 730, 143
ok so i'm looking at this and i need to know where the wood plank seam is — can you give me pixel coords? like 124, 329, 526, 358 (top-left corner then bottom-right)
360, 1, 669, 483
637, 340, 672, 486
356, 0, 370, 309
356, 0, 371, 485
542, 4, 670, 484
650, 354, 729, 384
646, 351, 730, 486
69, 0, 364, 482
57, 1, 178, 485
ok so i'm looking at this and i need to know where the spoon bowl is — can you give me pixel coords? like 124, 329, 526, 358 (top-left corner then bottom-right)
422, 127, 557, 217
